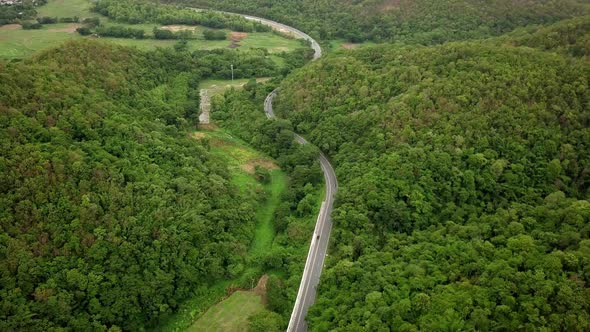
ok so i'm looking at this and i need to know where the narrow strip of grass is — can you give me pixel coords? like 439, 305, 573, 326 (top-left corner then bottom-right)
250, 170, 286, 256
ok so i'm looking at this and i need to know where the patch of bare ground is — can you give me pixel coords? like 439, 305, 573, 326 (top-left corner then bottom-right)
229, 31, 248, 48
198, 123, 218, 130
224, 274, 269, 300
230, 31, 248, 41
241, 158, 278, 174
47, 24, 80, 33
341, 43, 361, 49
0, 24, 21, 30
252, 274, 269, 304
191, 132, 207, 140
378, 0, 402, 11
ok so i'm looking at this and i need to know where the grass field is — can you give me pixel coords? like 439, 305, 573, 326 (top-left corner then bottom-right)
0, 0, 304, 59
0, 23, 82, 59
200, 78, 271, 97
36, 0, 97, 18
190, 291, 266, 332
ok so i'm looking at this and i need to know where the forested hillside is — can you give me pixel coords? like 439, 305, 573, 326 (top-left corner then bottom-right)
269, 19, 590, 330
166, 0, 588, 43
0, 39, 307, 330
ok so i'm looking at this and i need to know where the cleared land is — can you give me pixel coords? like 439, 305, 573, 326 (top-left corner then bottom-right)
0, 0, 302, 58
190, 291, 266, 332
200, 77, 272, 97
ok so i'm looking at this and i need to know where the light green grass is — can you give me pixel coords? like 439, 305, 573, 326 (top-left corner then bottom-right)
241, 32, 301, 53
250, 170, 286, 256
0, 24, 82, 59
200, 78, 271, 97
37, 0, 96, 18
190, 291, 266, 332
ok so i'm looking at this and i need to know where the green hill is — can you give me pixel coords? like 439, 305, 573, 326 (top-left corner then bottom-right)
263, 18, 590, 330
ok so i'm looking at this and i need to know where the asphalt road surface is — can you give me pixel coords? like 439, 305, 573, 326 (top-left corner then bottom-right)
264, 87, 337, 332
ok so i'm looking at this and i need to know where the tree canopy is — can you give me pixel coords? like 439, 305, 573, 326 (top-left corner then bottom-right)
167, 0, 588, 43
270, 18, 590, 330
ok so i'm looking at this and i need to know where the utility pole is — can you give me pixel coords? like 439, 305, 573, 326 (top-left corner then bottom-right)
230, 64, 234, 82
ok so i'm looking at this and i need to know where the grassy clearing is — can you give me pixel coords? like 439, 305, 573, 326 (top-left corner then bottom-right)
200, 78, 271, 97
189, 291, 266, 332
240, 32, 302, 52
36, 0, 97, 18
0, 0, 304, 59
0, 24, 82, 59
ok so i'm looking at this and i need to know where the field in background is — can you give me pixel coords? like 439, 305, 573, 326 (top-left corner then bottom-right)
0, 0, 303, 58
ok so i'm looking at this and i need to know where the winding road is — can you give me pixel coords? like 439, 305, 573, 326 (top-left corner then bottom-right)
193, 7, 335, 330
249, 14, 336, 332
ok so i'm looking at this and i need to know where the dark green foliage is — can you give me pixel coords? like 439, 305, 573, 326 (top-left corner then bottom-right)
76, 27, 92, 36
498, 15, 590, 58
248, 310, 283, 332
94, 0, 271, 32
153, 27, 192, 40
96, 25, 145, 39
58, 16, 79, 23
37, 16, 57, 24
0, 40, 288, 330
203, 29, 226, 40
0, 0, 46, 26
21, 21, 42, 29
166, 0, 587, 43
82, 17, 100, 28
271, 21, 590, 330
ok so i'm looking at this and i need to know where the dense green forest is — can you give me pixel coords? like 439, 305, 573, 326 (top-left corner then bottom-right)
260, 17, 590, 330
166, 0, 588, 43
0, 39, 310, 330
2, 0, 590, 330
94, 0, 271, 32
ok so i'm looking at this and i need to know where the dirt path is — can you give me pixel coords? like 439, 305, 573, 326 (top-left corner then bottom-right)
199, 89, 210, 124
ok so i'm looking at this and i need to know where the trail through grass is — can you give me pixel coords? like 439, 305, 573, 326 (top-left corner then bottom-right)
250, 170, 286, 256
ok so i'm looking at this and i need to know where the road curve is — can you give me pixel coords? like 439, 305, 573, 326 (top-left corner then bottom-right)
194, 7, 336, 330
254, 16, 335, 332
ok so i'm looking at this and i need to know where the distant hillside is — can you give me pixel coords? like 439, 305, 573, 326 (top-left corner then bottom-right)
268, 17, 590, 330
165, 0, 588, 43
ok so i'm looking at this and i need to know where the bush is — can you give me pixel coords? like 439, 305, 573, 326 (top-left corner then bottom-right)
37, 16, 57, 24
76, 27, 92, 36
59, 17, 80, 23
203, 29, 227, 40
82, 17, 100, 28
22, 22, 42, 29
153, 27, 175, 39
